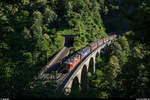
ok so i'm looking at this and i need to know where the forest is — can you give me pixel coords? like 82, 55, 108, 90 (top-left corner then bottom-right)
0, 0, 150, 99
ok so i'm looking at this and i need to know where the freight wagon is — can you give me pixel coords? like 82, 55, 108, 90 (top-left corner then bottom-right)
77, 46, 91, 59
97, 39, 103, 47
89, 42, 98, 52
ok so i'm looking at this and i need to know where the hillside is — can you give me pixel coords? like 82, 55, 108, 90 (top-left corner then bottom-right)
0, 0, 150, 98
0, 0, 107, 98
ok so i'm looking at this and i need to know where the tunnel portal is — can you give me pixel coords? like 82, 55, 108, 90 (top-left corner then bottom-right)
62, 35, 78, 47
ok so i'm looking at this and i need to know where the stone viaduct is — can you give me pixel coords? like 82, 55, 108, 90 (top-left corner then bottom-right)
57, 39, 115, 95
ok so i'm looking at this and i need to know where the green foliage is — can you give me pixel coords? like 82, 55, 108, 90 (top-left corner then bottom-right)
2, 0, 150, 98
104, 55, 120, 81
0, 0, 107, 98
97, 31, 150, 98
121, 0, 150, 45
95, 57, 103, 69
89, 70, 111, 99
110, 36, 130, 66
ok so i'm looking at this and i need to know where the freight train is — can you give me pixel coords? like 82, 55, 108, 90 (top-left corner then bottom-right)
62, 35, 117, 72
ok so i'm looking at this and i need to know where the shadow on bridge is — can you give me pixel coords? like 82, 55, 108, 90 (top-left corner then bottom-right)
89, 57, 95, 75
70, 77, 80, 95
81, 65, 88, 93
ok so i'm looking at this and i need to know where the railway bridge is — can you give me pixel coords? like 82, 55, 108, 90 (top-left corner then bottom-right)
57, 39, 115, 95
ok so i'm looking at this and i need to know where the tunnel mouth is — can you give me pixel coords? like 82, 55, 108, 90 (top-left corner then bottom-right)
64, 38, 74, 47
65, 38, 74, 47
62, 35, 78, 47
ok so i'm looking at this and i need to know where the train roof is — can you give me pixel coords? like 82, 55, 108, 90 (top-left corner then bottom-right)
77, 46, 90, 53
89, 41, 97, 46
98, 39, 103, 42
64, 53, 80, 64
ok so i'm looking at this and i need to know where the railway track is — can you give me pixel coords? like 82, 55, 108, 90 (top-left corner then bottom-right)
56, 72, 69, 86
34, 47, 70, 85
